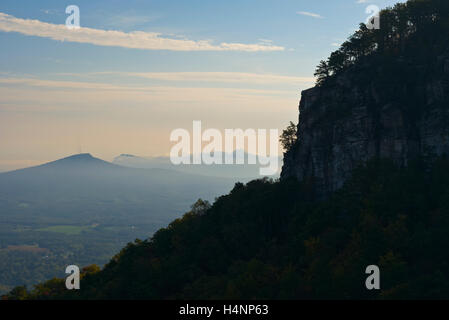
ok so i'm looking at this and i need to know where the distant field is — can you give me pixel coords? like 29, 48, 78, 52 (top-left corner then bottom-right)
36, 225, 92, 235
5, 245, 49, 253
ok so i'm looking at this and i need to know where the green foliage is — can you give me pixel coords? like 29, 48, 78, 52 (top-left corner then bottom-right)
4, 286, 28, 300
280, 121, 297, 152
190, 199, 212, 216
9, 157, 449, 300
314, 0, 449, 85
314, 60, 330, 86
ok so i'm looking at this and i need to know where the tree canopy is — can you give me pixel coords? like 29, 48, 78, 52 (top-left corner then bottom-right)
280, 121, 297, 153
315, 0, 449, 85
6, 156, 449, 299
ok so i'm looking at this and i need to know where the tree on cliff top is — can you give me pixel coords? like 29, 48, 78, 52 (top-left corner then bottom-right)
315, 0, 449, 85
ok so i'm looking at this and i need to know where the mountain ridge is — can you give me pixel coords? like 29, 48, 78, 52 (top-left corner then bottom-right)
0, 153, 118, 176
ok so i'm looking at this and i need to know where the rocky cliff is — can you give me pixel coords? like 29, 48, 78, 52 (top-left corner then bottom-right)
281, 52, 449, 197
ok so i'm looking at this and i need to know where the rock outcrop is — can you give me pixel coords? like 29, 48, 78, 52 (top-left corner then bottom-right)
281, 53, 449, 197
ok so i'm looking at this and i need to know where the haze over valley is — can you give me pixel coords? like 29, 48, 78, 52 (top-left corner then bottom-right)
0, 152, 248, 293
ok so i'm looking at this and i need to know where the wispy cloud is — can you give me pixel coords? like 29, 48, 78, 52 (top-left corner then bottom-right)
102, 13, 159, 28
296, 11, 324, 19
40, 9, 59, 15
0, 76, 309, 95
0, 77, 302, 115
0, 77, 136, 91
62, 72, 315, 86
0, 12, 284, 52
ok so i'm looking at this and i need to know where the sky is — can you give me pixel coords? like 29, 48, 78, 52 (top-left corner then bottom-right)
0, 0, 406, 171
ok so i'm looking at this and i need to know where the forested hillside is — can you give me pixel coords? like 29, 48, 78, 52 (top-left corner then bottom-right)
5, 158, 449, 299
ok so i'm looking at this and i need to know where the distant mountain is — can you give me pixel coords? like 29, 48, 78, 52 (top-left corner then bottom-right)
3, 153, 117, 177
113, 154, 167, 169
0, 153, 240, 226
113, 152, 282, 179
35, 153, 116, 169
0, 153, 244, 293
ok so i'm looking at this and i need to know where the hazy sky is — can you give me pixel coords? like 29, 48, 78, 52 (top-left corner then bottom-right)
0, 0, 405, 171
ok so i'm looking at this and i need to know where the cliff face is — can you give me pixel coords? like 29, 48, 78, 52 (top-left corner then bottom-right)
281, 54, 449, 197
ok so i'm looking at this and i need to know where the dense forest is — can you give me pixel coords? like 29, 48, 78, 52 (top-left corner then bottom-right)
5, 0, 449, 299
5, 156, 449, 299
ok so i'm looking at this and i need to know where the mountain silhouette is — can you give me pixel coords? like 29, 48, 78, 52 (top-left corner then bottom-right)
113, 152, 281, 179
0, 153, 238, 226
41, 153, 116, 168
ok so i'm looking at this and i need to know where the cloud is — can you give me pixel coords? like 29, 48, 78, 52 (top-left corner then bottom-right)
0, 12, 284, 52
0, 74, 307, 169
41, 9, 59, 15
106, 15, 154, 27
0, 76, 307, 96
296, 11, 324, 19
0, 72, 316, 91
0, 77, 136, 91
0, 75, 313, 115
67, 72, 315, 86
101, 12, 160, 28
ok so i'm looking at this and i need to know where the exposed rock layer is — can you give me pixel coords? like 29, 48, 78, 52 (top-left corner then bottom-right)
281, 54, 449, 197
